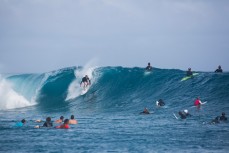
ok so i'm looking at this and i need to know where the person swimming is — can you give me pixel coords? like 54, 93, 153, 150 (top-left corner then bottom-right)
194, 97, 203, 106
220, 112, 227, 121
178, 111, 187, 119
156, 99, 165, 106
15, 119, 26, 127
55, 116, 64, 123
35, 117, 53, 128
43, 117, 53, 127
210, 116, 220, 124
140, 108, 150, 114
69, 115, 78, 124
55, 119, 70, 129
178, 110, 191, 119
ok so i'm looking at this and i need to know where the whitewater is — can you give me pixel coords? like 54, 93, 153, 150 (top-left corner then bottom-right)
0, 66, 229, 152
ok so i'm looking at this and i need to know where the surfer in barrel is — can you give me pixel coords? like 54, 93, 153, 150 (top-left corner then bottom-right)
80, 75, 91, 89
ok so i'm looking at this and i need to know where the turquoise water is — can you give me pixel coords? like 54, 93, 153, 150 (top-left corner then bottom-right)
0, 67, 229, 152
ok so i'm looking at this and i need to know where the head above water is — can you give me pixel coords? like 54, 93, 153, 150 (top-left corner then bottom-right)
21, 119, 26, 123
60, 116, 64, 120
148, 62, 150, 66
71, 115, 74, 119
46, 117, 51, 122
222, 112, 225, 116
218, 65, 221, 69
64, 119, 69, 124
188, 68, 191, 71
184, 109, 188, 114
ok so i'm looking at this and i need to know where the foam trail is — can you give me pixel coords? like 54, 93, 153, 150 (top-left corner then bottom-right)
0, 76, 34, 110
66, 59, 98, 100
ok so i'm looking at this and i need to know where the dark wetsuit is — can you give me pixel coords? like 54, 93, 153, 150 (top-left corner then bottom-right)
186, 71, 193, 76
81, 77, 91, 85
43, 122, 53, 127
140, 111, 150, 114
158, 99, 165, 106
179, 112, 187, 119
145, 66, 152, 71
82, 77, 88, 83
215, 69, 223, 73
211, 117, 220, 124
220, 115, 227, 121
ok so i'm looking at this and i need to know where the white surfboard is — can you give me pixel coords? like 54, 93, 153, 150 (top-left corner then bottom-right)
201, 101, 207, 105
173, 113, 178, 119
144, 71, 152, 76
191, 101, 207, 108
81, 88, 88, 95
81, 87, 89, 95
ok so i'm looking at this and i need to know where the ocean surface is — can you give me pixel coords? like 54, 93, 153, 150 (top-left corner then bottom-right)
0, 66, 229, 153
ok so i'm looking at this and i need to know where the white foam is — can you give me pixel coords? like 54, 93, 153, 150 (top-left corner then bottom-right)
0, 76, 34, 110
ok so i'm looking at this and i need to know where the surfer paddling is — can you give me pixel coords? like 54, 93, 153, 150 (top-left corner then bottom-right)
80, 75, 91, 90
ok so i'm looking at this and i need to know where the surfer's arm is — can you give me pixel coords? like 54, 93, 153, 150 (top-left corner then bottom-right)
199, 100, 203, 104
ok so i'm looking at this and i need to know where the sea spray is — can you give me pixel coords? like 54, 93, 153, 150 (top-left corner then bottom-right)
0, 76, 33, 110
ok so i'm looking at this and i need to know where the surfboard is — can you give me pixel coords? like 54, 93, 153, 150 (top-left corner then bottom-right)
191, 101, 207, 108
201, 101, 207, 105
173, 113, 178, 119
144, 71, 151, 76
181, 73, 199, 81
81, 87, 89, 95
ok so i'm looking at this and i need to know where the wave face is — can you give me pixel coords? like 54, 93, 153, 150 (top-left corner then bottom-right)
1, 66, 229, 152
1, 67, 229, 112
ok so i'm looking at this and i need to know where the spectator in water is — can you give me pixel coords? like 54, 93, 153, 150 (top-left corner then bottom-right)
35, 117, 53, 128
43, 117, 53, 127
140, 108, 150, 114
15, 119, 26, 127
55, 116, 64, 123
156, 99, 165, 106
69, 115, 78, 124
55, 119, 70, 129
210, 116, 220, 124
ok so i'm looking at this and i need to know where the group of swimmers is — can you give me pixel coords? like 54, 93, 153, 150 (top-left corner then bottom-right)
140, 97, 227, 124
142, 63, 226, 123
14, 63, 225, 127
15, 115, 78, 129
146, 62, 223, 75
186, 65, 223, 77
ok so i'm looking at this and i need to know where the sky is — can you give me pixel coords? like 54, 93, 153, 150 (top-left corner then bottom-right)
0, 0, 229, 73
